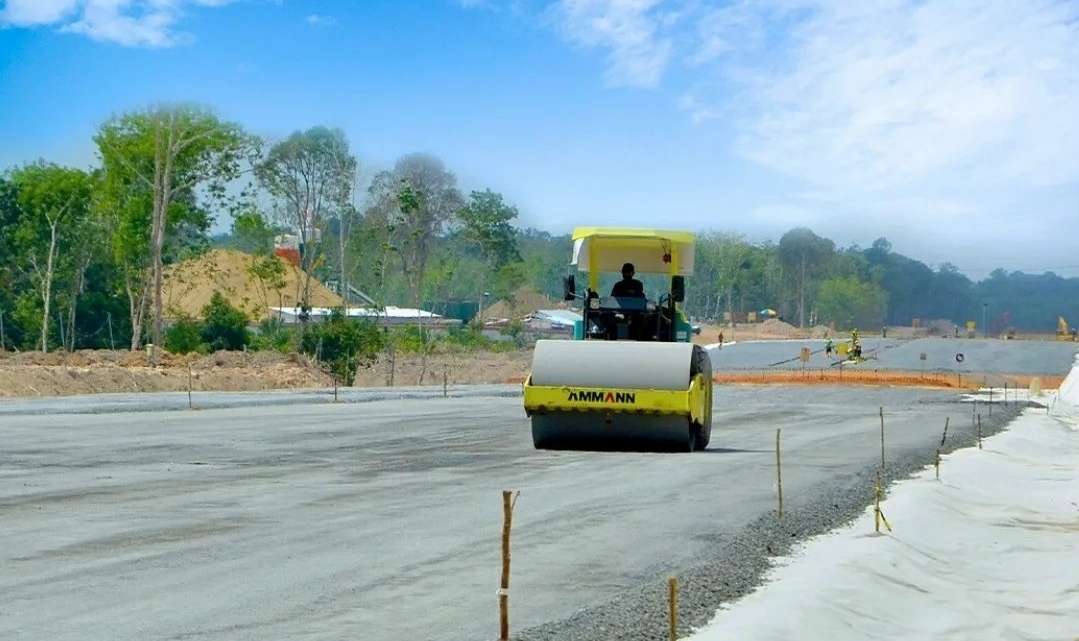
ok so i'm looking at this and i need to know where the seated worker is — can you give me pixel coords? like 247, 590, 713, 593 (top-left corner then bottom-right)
610, 262, 645, 298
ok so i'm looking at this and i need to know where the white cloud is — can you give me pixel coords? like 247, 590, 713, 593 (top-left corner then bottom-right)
0, 0, 237, 47
0, 0, 80, 25
305, 13, 335, 27
730, 1, 1079, 192
555, 0, 675, 88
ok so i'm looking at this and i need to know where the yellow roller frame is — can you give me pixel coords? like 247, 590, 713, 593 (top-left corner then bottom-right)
523, 372, 710, 425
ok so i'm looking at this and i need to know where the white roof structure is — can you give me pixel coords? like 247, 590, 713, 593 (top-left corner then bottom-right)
269, 306, 447, 322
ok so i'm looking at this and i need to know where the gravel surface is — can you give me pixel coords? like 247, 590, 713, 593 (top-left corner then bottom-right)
0, 384, 1021, 641
516, 398, 1026, 641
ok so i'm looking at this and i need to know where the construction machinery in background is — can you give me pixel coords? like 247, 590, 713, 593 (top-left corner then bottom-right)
522, 228, 713, 452
1058, 316, 1078, 341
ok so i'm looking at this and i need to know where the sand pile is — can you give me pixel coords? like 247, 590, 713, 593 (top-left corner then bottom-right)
0, 349, 331, 397
480, 286, 558, 321
162, 249, 342, 321
759, 318, 799, 337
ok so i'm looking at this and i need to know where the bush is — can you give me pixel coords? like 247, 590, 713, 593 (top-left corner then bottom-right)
165, 316, 204, 354
300, 309, 384, 384
251, 317, 294, 353
390, 324, 442, 354
200, 292, 250, 351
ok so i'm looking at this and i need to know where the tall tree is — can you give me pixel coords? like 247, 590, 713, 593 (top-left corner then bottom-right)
458, 189, 522, 312
705, 232, 752, 326
366, 154, 464, 309
10, 163, 94, 352
778, 227, 835, 327
96, 105, 253, 352
256, 126, 355, 313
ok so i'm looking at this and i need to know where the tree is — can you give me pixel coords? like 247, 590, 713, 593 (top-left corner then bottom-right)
366, 154, 465, 310
459, 189, 521, 268
778, 228, 835, 327
96, 105, 254, 354
458, 189, 522, 313
256, 127, 355, 313
230, 210, 276, 255
698, 232, 752, 326
200, 292, 250, 351
10, 163, 94, 352
816, 276, 888, 329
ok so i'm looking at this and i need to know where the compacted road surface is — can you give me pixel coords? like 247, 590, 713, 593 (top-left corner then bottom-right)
1, 385, 993, 640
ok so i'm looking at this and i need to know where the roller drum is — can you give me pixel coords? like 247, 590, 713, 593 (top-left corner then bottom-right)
529, 340, 694, 390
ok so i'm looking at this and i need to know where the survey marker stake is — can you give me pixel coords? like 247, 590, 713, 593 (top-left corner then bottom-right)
499, 490, 520, 641
668, 576, 679, 641
874, 472, 892, 533
775, 428, 783, 519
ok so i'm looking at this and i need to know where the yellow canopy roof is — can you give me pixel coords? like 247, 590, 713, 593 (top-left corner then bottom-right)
570, 227, 695, 275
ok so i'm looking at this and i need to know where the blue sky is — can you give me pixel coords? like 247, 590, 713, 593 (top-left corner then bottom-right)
2, 0, 1078, 277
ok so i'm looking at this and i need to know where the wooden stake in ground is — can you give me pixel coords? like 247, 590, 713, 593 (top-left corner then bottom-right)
775, 428, 783, 519
940, 417, 949, 447
443, 366, 448, 398
668, 576, 679, 641
333, 374, 338, 402
977, 413, 983, 450
935, 449, 941, 480
874, 472, 892, 533
499, 490, 520, 641
187, 365, 193, 410
879, 406, 885, 470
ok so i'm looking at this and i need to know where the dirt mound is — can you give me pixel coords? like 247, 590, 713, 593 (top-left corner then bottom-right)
162, 249, 343, 321
759, 318, 799, 337
481, 286, 559, 321
809, 325, 833, 338
0, 349, 331, 397
0, 347, 534, 397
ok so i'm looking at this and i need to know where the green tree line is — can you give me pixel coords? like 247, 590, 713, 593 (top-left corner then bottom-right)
2, 104, 1077, 359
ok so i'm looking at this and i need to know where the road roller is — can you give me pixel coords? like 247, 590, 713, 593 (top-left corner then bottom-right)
523, 227, 713, 451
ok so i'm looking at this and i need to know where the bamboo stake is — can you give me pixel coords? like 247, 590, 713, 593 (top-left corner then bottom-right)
879, 406, 885, 470
874, 471, 892, 533
499, 490, 519, 641
940, 417, 949, 447
668, 576, 679, 641
775, 428, 783, 518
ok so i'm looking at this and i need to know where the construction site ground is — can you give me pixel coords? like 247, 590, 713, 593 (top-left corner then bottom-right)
1, 384, 1026, 641
2, 337, 1075, 398
0, 349, 533, 398
2, 340, 1076, 640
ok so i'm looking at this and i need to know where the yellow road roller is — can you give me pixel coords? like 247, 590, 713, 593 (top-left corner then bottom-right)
523, 227, 713, 451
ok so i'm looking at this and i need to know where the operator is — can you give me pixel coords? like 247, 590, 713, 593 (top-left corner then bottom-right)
610, 262, 645, 298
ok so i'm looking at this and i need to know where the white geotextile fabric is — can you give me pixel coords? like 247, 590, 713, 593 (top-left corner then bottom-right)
688, 355, 1079, 641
